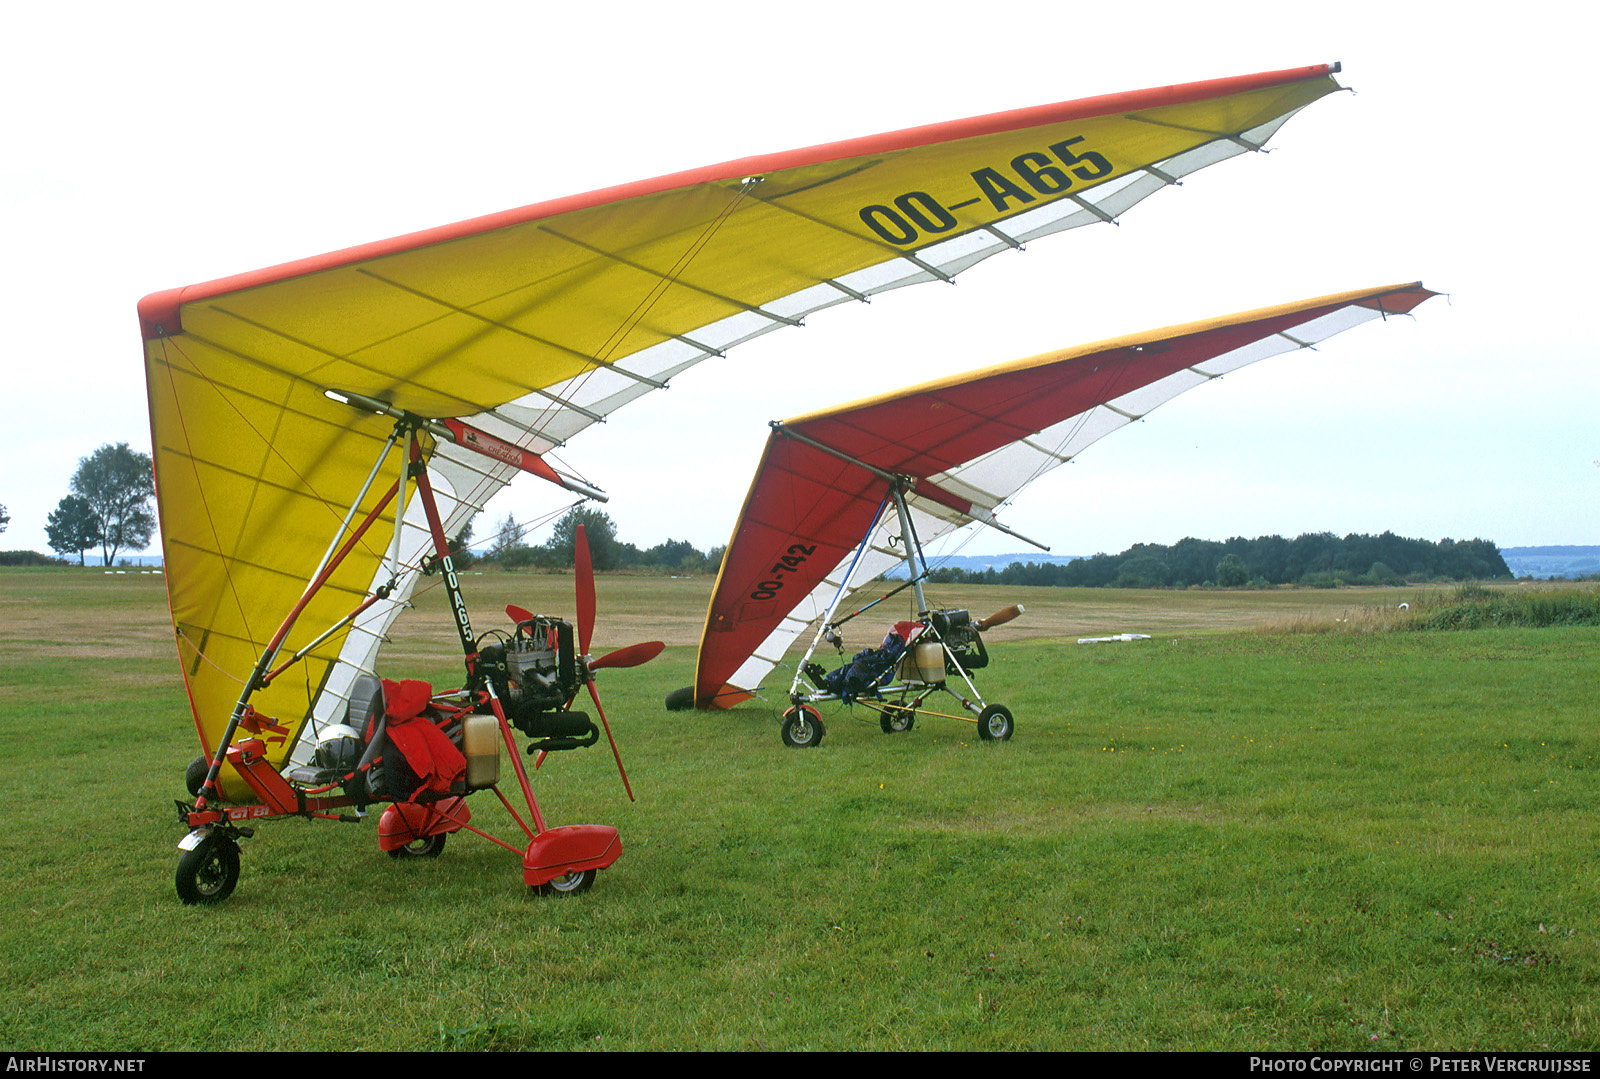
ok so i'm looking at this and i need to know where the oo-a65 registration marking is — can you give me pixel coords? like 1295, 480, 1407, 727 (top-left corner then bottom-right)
749, 544, 816, 601
858, 135, 1114, 247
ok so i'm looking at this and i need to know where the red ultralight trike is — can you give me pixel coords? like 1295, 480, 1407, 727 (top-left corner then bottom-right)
175, 406, 659, 904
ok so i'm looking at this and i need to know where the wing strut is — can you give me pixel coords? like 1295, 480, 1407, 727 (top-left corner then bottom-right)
781, 493, 895, 704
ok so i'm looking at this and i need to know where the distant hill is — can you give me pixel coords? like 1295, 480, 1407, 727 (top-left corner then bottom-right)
1500, 546, 1600, 579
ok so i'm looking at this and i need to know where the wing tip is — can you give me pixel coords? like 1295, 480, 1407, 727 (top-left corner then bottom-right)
138, 288, 186, 341
674, 684, 755, 711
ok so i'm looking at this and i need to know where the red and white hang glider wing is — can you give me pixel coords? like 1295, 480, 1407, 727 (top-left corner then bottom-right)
140, 64, 1343, 779
692, 283, 1440, 709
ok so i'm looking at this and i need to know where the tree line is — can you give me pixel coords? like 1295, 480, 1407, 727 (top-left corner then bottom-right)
470, 506, 725, 575
474, 515, 1513, 589
7, 445, 1517, 590
925, 532, 1513, 589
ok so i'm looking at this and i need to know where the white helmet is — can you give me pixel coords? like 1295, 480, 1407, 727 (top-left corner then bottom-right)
313, 723, 365, 771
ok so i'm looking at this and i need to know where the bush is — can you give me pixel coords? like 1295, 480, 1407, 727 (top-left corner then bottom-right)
0, 550, 68, 566
1416, 586, 1600, 630
1216, 553, 1248, 587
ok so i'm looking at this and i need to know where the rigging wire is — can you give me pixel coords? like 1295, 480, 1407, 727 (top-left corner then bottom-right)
522, 178, 760, 449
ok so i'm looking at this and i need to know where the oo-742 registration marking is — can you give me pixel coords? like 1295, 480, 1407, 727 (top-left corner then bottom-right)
748, 544, 816, 601
858, 135, 1114, 247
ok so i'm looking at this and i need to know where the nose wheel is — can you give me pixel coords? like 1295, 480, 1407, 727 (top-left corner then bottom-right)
781, 706, 825, 748
176, 833, 241, 905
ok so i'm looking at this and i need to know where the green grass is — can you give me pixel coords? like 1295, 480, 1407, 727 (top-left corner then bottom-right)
1411, 584, 1600, 630
0, 568, 1596, 1050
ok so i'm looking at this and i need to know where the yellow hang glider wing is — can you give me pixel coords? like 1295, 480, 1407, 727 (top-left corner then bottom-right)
139, 64, 1344, 790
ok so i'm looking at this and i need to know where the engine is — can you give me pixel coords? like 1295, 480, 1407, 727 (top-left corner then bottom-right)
474, 615, 597, 748
928, 608, 988, 673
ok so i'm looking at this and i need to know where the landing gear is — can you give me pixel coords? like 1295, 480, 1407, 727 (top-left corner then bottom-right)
176, 833, 240, 905
976, 704, 1014, 742
879, 704, 915, 733
184, 756, 209, 797
533, 868, 595, 896
387, 832, 448, 859
781, 706, 825, 748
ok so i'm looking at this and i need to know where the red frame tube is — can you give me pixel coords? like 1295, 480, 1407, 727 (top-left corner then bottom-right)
194, 477, 400, 809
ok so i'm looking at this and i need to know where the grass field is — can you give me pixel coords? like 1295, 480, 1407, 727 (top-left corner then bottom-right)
0, 568, 1596, 1051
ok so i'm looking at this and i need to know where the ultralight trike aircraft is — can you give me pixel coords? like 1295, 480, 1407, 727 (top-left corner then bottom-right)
139, 63, 1352, 901
170, 403, 662, 903
669, 284, 1440, 747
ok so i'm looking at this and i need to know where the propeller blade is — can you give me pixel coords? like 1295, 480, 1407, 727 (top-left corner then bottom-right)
506, 603, 534, 625
586, 680, 634, 802
590, 640, 666, 671
975, 604, 1025, 631
574, 524, 596, 655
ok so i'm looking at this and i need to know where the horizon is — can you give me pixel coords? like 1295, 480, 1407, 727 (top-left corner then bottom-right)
19, 539, 1597, 574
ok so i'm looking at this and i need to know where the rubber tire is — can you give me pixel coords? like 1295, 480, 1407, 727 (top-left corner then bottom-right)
664, 686, 695, 711
533, 869, 596, 896
176, 834, 240, 905
781, 707, 824, 748
879, 705, 915, 734
387, 832, 448, 859
184, 756, 209, 797
977, 704, 1014, 742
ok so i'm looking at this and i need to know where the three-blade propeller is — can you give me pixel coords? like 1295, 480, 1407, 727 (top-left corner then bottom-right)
524, 524, 663, 802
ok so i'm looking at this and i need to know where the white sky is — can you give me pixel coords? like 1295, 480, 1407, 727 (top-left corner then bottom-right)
3, 1, 1595, 563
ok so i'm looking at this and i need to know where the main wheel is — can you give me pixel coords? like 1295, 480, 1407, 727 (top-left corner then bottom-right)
176, 834, 240, 905
879, 705, 915, 734
780, 707, 825, 748
533, 868, 595, 896
183, 756, 210, 797
387, 832, 447, 859
977, 704, 1014, 742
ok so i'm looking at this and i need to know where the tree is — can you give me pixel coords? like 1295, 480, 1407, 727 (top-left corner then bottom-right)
0, 503, 8, 534
69, 443, 155, 566
449, 512, 478, 569
46, 495, 100, 565
1215, 553, 1249, 587
485, 513, 528, 562
547, 506, 619, 570
642, 538, 700, 569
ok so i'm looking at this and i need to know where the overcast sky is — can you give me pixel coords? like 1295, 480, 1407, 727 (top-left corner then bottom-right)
3, 1, 1594, 564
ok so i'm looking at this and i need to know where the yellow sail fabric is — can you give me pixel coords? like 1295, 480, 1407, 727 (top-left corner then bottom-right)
140, 65, 1342, 795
